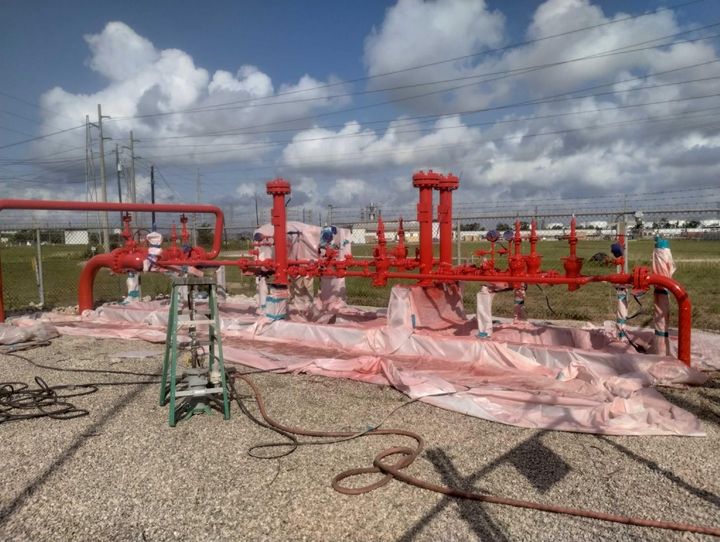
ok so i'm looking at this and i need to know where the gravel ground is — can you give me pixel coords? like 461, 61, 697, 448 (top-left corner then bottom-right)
1, 335, 718, 542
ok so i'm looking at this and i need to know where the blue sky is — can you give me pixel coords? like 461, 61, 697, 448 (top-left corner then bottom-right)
1, 0, 719, 226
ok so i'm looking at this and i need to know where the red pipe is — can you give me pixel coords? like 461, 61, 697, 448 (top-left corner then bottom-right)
78, 252, 144, 313
266, 179, 291, 286
0, 199, 224, 321
437, 173, 459, 267
412, 170, 441, 275
0, 200, 224, 258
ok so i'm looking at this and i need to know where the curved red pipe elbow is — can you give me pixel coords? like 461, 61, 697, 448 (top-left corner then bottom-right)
78, 252, 144, 313
648, 275, 692, 365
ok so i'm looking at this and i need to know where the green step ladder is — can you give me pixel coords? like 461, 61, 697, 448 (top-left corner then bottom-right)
159, 276, 230, 427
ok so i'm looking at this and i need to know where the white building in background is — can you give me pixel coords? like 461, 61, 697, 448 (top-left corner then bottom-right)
579, 220, 608, 229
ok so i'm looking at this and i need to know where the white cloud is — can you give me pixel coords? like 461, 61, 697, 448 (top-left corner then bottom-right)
33, 21, 348, 172
10, 3, 720, 217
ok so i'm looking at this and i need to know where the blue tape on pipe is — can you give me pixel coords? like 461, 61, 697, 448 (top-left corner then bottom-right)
655, 330, 669, 337
655, 236, 670, 249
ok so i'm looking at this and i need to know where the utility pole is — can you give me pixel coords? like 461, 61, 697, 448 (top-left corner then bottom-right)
95, 104, 111, 252
193, 169, 201, 245
115, 144, 123, 224
84, 116, 91, 229
125, 131, 138, 203
327, 204, 333, 226
150, 165, 157, 232
123, 131, 140, 226
254, 192, 260, 227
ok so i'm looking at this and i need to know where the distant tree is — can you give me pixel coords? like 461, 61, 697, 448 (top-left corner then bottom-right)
496, 223, 510, 231
550, 224, 564, 230
685, 220, 701, 228
520, 221, 530, 231
460, 222, 480, 231
198, 222, 214, 245
11, 229, 34, 244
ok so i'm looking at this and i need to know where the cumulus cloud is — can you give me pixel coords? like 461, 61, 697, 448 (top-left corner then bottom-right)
277, 0, 720, 210
10, 2, 720, 220
34, 21, 348, 171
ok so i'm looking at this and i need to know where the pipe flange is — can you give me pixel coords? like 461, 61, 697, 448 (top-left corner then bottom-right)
438, 173, 459, 191
266, 178, 291, 196
633, 266, 650, 291
412, 170, 441, 189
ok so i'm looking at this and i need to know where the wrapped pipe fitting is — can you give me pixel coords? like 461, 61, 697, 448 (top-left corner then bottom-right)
143, 232, 163, 272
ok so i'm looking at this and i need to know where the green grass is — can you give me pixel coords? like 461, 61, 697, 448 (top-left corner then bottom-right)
1, 239, 718, 330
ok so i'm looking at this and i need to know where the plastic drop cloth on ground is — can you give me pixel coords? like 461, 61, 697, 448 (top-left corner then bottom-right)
9, 284, 719, 436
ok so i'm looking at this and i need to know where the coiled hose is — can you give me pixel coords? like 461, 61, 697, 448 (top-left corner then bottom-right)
231, 373, 720, 537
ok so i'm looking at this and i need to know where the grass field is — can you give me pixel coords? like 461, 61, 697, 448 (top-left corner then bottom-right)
1, 239, 718, 330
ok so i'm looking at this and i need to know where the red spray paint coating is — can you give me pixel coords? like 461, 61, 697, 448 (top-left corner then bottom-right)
437, 173, 459, 267
189, 174, 691, 365
0, 199, 224, 320
412, 170, 441, 275
561, 216, 584, 291
266, 178, 291, 286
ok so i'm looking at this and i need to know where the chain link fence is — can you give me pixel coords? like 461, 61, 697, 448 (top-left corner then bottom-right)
1, 214, 718, 331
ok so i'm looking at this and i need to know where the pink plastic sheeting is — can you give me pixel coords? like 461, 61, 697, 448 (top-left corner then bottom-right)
387, 284, 466, 330
11, 297, 716, 436
0, 322, 58, 344
651, 246, 676, 355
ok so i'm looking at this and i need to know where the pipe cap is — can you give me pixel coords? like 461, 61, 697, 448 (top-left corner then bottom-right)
267, 178, 291, 195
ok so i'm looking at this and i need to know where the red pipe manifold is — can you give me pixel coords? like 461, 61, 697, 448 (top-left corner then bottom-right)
0, 199, 224, 320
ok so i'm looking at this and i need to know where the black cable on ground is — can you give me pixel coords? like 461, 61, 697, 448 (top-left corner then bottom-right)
535, 284, 557, 316
0, 376, 95, 424
231, 372, 720, 537
0, 350, 161, 424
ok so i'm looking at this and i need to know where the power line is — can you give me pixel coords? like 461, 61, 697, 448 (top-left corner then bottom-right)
135, 93, 720, 164
136, 56, 720, 146
160, 105, 720, 176
137, 90, 720, 154
110, 0, 709, 120
111, 23, 720, 124
0, 123, 86, 151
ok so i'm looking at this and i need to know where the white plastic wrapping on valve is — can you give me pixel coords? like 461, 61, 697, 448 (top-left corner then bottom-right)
124, 272, 141, 303
143, 232, 163, 272
254, 221, 352, 314
650, 242, 676, 356
264, 285, 289, 321
476, 285, 495, 338
615, 286, 629, 341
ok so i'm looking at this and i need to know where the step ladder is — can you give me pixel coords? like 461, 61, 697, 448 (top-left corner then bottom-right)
159, 276, 230, 426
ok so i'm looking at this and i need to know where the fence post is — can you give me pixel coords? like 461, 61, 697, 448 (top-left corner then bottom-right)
35, 228, 45, 307
456, 220, 461, 265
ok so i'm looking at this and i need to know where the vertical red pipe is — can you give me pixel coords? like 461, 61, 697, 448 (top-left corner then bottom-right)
412, 170, 441, 275
437, 173, 459, 267
266, 178, 291, 286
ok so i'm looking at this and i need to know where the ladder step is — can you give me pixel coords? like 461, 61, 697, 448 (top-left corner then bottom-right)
175, 386, 225, 398
176, 317, 218, 327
